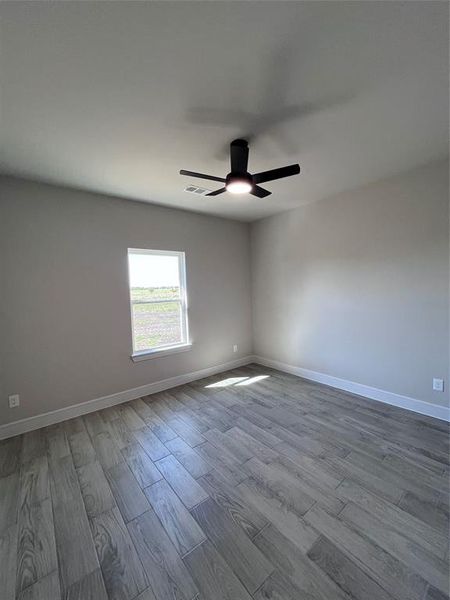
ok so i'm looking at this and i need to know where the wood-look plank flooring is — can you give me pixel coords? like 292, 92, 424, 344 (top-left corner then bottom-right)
1, 364, 449, 600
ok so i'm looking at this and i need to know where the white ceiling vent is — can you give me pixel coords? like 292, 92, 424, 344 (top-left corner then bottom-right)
184, 185, 211, 196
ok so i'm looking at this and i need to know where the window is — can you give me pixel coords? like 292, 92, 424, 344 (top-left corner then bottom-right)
128, 249, 189, 359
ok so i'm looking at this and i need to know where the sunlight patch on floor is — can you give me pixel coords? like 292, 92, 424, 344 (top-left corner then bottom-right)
205, 375, 270, 388
205, 377, 248, 388
236, 375, 270, 386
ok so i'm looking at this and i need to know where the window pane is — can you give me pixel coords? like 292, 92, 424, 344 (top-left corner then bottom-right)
132, 301, 182, 351
129, 253, 181, 303
130, 287, 180, 302
128, 250, 188, 353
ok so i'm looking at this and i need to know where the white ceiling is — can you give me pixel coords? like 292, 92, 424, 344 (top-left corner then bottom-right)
0, 1, 448, 221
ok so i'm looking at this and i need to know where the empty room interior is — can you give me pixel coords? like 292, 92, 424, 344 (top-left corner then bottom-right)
0, 2, 449, 600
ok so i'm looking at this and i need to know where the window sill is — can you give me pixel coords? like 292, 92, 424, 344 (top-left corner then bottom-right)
131, 343, 192, 362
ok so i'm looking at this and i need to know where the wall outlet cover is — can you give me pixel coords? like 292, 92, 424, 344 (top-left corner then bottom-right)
432, 378, 444, 392
8, 394, 20, 408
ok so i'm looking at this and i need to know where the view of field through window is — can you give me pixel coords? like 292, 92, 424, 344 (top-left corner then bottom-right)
128, 252, 184, 352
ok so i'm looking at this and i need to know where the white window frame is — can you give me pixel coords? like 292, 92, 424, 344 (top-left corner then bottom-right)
128, 248, 191, 361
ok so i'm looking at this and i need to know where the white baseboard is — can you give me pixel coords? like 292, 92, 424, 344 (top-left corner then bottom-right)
2, 353, 447, 439
253, 355, 450, 422
0, 356, 253, 440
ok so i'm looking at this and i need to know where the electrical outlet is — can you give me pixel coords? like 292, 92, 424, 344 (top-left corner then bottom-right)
8, 394, 20, 408
233, 344, 238, 353
432, 378, 444, 392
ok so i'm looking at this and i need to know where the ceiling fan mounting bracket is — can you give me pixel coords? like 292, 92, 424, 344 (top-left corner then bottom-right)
231, 138, 248, 148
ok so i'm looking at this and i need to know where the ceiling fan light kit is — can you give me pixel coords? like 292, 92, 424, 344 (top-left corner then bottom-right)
180, 138, 300, 198
226, 174, 253, 195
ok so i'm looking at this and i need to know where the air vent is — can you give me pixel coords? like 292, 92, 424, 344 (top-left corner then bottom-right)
184, 185, 211, 196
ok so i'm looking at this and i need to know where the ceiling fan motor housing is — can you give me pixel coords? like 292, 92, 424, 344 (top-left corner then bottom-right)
226, 172, 253, 186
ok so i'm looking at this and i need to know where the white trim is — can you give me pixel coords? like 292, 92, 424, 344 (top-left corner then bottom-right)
253, 355, 450, 422
131, 343, 192, 361
0, 356, 253, 440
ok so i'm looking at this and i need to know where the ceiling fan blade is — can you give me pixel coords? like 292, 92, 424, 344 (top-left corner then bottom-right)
180, 170, 225, 183
251, 185, 272, 198
206, 187, 227, 196
230, 139, 249, 173
252, 164, 300, 184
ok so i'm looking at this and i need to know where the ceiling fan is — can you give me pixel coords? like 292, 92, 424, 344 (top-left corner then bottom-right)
179, 139, 300, 198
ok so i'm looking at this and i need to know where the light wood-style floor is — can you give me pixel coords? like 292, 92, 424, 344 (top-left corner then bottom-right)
1, 364, 449, 600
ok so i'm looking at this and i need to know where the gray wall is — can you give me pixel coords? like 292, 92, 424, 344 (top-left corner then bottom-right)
251, 160, 449, 407
0, 177, 252, 425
